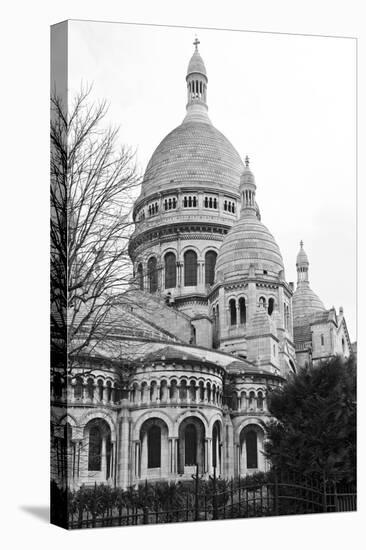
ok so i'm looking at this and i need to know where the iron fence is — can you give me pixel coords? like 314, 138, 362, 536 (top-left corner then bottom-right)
59, 468, 356, 529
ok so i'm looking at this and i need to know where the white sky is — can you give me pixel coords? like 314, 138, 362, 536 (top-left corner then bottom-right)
68, 20, 356, 341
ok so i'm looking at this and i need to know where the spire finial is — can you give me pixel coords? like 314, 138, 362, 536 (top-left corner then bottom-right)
245, 155, 250, 168
193, 36, 200, 50
300, 240, 303, 248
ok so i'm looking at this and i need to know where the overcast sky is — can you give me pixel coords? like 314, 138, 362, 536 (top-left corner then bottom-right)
68, 20, 356, 340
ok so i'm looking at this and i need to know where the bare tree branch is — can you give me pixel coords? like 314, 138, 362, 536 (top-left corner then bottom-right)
51, 87, 143, 373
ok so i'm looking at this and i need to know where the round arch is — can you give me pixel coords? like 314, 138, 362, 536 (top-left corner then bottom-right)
234, 418, 266, 445
177, 415, 206, 475
79, 409, 117, 441
132, 409, 174, 441
139, 417, 170, 476
208, 414, 224, 438
173, 409, 209, 438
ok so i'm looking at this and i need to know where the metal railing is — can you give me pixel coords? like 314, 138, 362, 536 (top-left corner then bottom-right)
52, 467, 357, 529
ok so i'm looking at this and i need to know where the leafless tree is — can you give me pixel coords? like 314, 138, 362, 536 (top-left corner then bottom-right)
51, 87, 142, 372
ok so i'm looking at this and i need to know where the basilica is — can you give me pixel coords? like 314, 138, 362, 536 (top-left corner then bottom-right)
51, 40, 353, 491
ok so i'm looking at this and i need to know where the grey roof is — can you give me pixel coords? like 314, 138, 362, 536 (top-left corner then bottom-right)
292, 282, 326, 326
187, 49, 207, 77
293, 309, 334, 348
215, 212, 284, 281
138, 120, 244, 201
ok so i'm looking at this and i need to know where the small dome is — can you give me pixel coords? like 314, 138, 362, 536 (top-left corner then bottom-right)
292, 284, 326, 326
296, 241, 309, 267
240, 156, 255, 187
187, 48, 207, 78
215, 215, 284, 281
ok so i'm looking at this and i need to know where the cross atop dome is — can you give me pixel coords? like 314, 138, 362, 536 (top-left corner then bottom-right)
300, 240, 304, 248
245, 155, 250, 168
193, 36, 200, 50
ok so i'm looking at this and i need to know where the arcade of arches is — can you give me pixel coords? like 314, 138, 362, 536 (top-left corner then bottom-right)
136, 250, 218, 293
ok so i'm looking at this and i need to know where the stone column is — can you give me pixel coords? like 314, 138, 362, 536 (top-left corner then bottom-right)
248, 280, 257, 325
206, 437, 213, 475
169, 437, 178, 474
226, 306, 230, 327
101, 436, 107, 479
133, 440, 141, 480
117, 409, 130, 489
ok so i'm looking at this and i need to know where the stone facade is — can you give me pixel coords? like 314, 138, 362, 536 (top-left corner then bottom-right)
51, 40, 354, 491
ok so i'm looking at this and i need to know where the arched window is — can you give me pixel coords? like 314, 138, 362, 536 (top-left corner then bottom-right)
239, 297, 246, 324
113, 383, 120, 404
205, 251, 217, 285
147, 257, 158, 293
189, 381, 196, 402
97, 379, 104, 401
165, 252, 176, 289
137, 263, 143, 290
206, 382, 211, 403
246, 430, 258, 469
184, 250, 197, 286
199, 381, 204, 402
249, 391, 255, 409
321, 334, 324, 346
169, 380, 178, 401
259, 296, 266, 307
87, 378, 94, 400
289, 360, 296, 374
147, 425, 161, 468
185, 424, 197, 466
88, 425, 102, 471
231, 392, 238, 410
74, 376, 83, 399
229, 299, 237, 325
268, 298, 274, 316
106, 381, 112, 402
179, 380, 187, 401
257, 391, 264, 410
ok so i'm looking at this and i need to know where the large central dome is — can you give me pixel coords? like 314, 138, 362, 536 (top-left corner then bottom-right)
135, 40, 243, 205
138, 120, 244, 200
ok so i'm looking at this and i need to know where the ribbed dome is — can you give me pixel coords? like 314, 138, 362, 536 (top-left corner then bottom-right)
292, 284, 326, 326
187, 49, 207, 77
215, 214, 284, 281
138, 120, 244, 200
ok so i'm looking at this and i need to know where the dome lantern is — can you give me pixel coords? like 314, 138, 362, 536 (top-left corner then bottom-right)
292, 242, 326, 325
239, 156, 258, 218
214, 156, 284, 282
296, 240, 310, 285
184, 38, 210, 124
